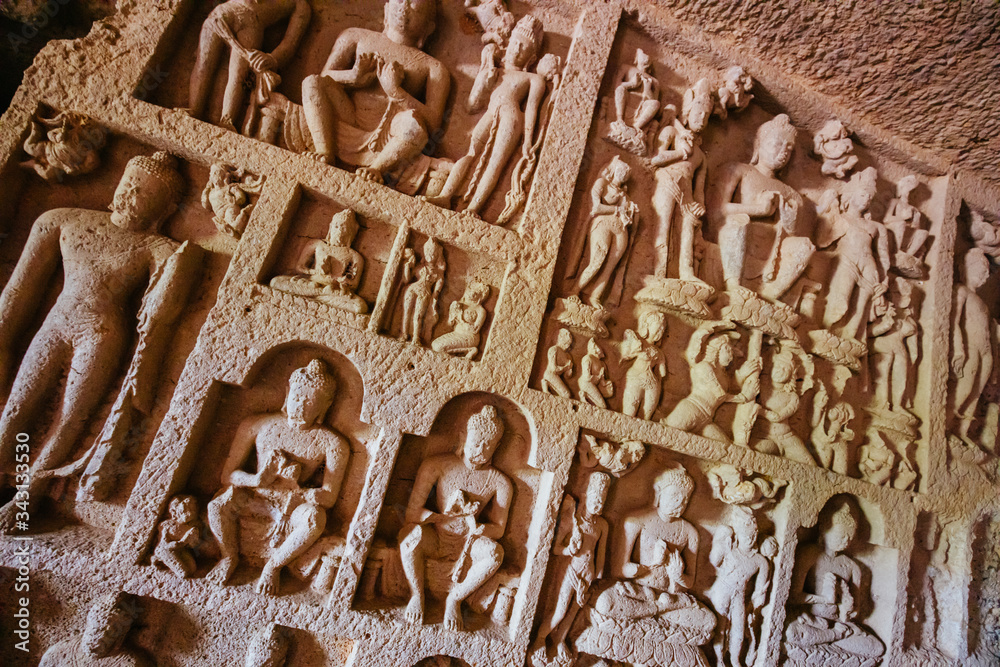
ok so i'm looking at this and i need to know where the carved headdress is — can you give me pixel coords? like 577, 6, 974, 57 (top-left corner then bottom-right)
751, 114, 797, 167
654, 463, 695, 506
509, 14, 544, 67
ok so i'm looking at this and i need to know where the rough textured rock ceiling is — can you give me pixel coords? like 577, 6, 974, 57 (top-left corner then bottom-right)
644, 0, 1000, 186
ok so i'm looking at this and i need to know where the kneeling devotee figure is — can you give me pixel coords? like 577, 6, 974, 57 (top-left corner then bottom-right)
576, 464, 715, 667
784, 501, 884, 666
208, 359, 351, 595
399, 405, 513, 631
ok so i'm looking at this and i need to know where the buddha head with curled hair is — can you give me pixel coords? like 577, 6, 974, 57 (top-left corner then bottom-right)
820, 499, 859, 554
752, 113, 797, 176
110, 151, 185, 232
460, 405, 505, 469
653, 463, 695, 520
284, 359, 337, 429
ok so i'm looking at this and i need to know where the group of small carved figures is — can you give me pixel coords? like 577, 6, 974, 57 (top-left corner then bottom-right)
544, 46, 938, 491
186, 0, 561, 223
526, 450, 891, 667
1, 1, 996, 665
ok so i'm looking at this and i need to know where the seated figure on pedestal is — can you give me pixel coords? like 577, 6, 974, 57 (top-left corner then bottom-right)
207, 359, 351, 595
710, 114, 814, 302
575, 465, 716, 667
399, 406, 513, 632
784, 500, 885, 667
301, 0, 450, 184
270, 209, 368, 313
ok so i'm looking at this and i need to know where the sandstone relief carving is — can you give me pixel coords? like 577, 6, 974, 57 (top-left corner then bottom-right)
201, 162, 264, 238
399, 405, 512, 631
533, 54, 946, 494
573, 464, 716, 667
783, 498, 885, 667
606, 48, 661, 156
270, 209, 369, 313
206, 359, 350, 595
300, 0, 448, 185
576, 338, 615, 409
577, 433, 646, 478
21, 109, 107, 182
187, 0, 312, 133
558, 155, 638, 326
712, 113, 813, 302
532, 471, 610, 665
424, 15, 549, 218
3, 2, 997, 666
541, 328, 574, 398
0, 151, 201, 528
713, 65, 754, 120
812, 119, 858, 180
431, 281, 491, 358
359, 396, 533, 634
707, 506, 777, 667
399, 237, 447, 347
151, 494, 202, 578
40, 592, 151, 666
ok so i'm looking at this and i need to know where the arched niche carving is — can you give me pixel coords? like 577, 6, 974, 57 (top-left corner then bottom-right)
355, 391, 540, 634
147, 342, 375, 598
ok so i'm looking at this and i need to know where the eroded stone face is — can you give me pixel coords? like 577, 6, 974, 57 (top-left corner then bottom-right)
0, 1, 997, 666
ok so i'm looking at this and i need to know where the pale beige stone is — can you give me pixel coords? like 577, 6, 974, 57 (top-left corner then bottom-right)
0, 0, 998, 665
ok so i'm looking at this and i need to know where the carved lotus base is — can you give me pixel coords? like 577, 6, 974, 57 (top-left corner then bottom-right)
575, 607, 713, 667
554, 296, 610, 338
783, 643, 880, 667
634, 277, 714, 322
807, 329, 867, 372
721, 286, 800, 341
606, 120, 648, 156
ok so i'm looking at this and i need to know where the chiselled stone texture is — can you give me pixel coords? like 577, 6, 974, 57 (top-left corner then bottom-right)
640, 0, 1000, 186
0, 1, 998, 666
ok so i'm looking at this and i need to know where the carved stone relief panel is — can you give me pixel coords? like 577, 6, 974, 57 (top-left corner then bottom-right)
533, 17, 950, 496
378, 231, 502, 360
149, 345, 373, 599
532, 438, 787, 667
783, 494, 898, 667
141, 0, 577, 224
0, 118, 234, 539
357, 392, 537, 634
947, 203, 1000, 481
0, 0, 998, 665
261, 190, 395, 322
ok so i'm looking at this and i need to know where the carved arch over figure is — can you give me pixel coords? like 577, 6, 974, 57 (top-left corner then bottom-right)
357, 391, 547, 635
146, 342, 375, 597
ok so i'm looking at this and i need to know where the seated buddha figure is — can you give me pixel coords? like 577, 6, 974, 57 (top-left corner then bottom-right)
784, 500, 885, 666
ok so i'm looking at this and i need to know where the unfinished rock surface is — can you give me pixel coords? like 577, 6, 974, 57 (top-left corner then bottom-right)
0, 1, 998, 666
